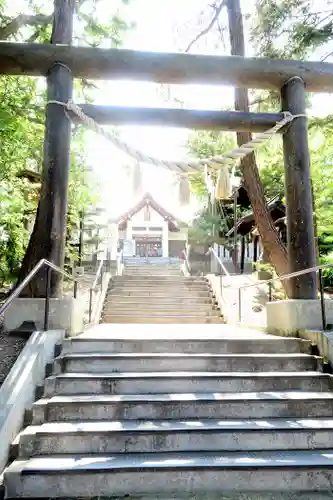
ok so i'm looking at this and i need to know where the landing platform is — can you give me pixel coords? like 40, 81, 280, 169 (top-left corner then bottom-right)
81, 323, 270, 339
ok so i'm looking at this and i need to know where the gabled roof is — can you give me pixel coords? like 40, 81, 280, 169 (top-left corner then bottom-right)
17, 169, 41, 183
226, 197, 286, 237
117, 193, 182, 232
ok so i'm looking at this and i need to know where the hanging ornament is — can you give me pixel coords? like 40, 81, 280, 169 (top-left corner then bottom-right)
204, 165, 215, 201
215, 165, 231, 200
132, 162, 142, 195
178, 175, 191, 206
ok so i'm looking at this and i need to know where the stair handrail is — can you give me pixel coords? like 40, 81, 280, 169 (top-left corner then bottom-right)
209, 247, 230, 277
237, 262, 333, 330
88, 256, 107, 323
116, 250, 124, 276
180, 248, 191, 276
88, 250, 124, 323
0, 259, 80, 331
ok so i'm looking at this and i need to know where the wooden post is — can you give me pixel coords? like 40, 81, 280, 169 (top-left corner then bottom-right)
253, 235, 258, 271
281, 76, 316, 299
240, 236, 245, 274
78, 211, 84, 267
17, 0, 74, 297
233, 189, 238, 273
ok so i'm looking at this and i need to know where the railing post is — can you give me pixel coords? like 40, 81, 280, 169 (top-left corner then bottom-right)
44, 266, 52, 331
89, 288, 93, 323
107, 249, 111, 272
268, 281, 272, 302
318, 268, 327, 331
238, 287, 242, 323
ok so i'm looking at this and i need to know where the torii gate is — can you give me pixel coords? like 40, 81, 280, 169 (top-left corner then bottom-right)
1, 0, 332, 299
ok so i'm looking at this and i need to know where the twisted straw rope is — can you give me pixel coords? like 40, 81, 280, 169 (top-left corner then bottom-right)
47, 99, 306, 175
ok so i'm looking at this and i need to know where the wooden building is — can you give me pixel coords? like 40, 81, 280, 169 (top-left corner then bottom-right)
115, 193, 188, 258
222, 198, 286, 273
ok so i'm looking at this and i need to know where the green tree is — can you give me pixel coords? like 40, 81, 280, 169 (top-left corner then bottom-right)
0, 0, 132, 291
186, 0, 333, 289
188, 129, 237, 199
251, 0, 333, 60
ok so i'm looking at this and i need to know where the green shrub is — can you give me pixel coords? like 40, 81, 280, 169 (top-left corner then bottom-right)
320, 253, 333, 288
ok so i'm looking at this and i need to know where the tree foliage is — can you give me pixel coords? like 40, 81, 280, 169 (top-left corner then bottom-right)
188, 129, 237, 200
188, 122, 333, 252
0, 0, 132, 287
187, 0, 333, 279
251, 0, 333, 60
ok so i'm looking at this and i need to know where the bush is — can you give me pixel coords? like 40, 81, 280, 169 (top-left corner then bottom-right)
320, 253, 333, 288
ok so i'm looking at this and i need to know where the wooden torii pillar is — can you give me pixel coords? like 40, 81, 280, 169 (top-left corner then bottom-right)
281, 77, 317, 299
17, 0, 74, 296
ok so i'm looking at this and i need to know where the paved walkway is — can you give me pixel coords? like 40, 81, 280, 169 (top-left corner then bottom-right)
221, 273, 268, 328
82, 322, 271, 338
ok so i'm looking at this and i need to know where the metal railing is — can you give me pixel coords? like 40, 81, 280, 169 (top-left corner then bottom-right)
0, 259, 79, 331
238, 262, 333, 330
182, 247, 230, 279
210, 247, 231, 278
116, 250, 124, 276
181, 249, 192, 276
88, 250, 124, 323
88, 258, 106, 323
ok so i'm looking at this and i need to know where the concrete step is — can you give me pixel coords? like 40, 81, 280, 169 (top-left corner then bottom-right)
123, 274, 182, 278
100, 315, 223, 324
102, 308, 219, 316
43, 372, 332, 396
18, 418, 333, 456
109, 283, 210, 290
110, 278, 208, 284
43, 495, 329, 500
7, 494, 332, 500
123, 268, 181, 272
104, 296, 215, 305
102, 303, 217, 312
123, 269, 181, 272
53, 353, 322, 374
102, 310, 220, 318
6, 450, 333, 497
61, 336, 312, 355
107, 290, 212, 297
123, 275, 182, 278
123, 270, 182, 273
108, 289, 212, 296
110, 282, 209, 288
113, 276, 207, 282
109, 286, 210, 292
101, 310, 220, 317
32, 391, 333, 423
123, 266, 179, 268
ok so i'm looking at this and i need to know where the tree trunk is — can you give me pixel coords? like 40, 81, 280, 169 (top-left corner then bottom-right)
17, 0, 74, 297
226, 0, 290, 289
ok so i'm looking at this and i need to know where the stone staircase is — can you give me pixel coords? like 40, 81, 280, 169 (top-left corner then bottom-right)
4, 324, 333, 498
101, 261, 223, 324
123, 259, 182, 276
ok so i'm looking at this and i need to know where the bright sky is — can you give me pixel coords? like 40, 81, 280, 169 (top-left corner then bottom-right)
83, 0, 333, 221
7, 0, 333, 221
84, 0, 250, 220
